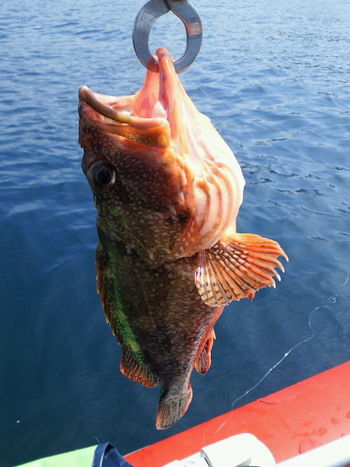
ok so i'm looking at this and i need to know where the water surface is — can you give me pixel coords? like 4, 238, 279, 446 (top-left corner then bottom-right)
1, 0, 349, 465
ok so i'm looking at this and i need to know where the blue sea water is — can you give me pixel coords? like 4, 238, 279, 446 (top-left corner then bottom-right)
1, 0, 350, 465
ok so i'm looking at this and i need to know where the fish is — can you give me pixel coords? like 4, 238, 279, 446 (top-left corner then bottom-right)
78, 47, 287, 430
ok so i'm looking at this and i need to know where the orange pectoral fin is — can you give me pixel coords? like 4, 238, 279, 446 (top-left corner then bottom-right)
195, 233, 288, 307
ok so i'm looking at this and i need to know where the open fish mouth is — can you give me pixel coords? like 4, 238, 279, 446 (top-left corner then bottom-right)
79, 86, 136, 126
78, 48, 214, 151
78, 48, 196, 149
78, 83, 171, 149
79, 47, 288, 430
79, 48, 246, 259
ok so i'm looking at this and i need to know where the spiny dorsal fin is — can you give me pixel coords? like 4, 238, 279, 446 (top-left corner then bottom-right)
195, 233, 288, 307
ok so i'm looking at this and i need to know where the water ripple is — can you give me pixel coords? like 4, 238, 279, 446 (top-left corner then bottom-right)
1, 0, 350, 465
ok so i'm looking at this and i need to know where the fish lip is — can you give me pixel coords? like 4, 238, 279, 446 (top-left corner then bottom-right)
154, 48, 177, 114
79, 85, 105, 116
78, 85, 132, 124
78, 85, 168, 128
79, 84, 171, 148
78, 85, 93, 104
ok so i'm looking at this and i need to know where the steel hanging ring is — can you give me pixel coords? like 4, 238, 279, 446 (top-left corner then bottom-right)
132, 0, 202, 73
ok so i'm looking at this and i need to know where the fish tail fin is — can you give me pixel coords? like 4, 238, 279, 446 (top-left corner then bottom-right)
195, 232, 288, 307
156, 384, 193, 430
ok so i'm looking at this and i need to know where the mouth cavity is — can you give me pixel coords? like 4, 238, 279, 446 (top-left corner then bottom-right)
79, 86, 165, 131
79, 81, 171, 148
79, 48, 177, 126
78, 49, 180, 148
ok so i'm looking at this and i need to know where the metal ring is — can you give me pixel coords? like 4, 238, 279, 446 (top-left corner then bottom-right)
132, 0, 202, 73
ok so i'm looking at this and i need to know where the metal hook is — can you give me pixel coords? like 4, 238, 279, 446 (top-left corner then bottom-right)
132, 0, 202, 73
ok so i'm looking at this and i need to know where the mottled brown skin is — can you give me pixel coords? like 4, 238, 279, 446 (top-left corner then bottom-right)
80, 115, 223, 429
80, 115, 194, 265
79, 49, 287, 430
97, 228, 222, 389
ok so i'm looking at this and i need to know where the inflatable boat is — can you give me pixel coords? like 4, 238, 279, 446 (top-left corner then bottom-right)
19, 361, 350, 466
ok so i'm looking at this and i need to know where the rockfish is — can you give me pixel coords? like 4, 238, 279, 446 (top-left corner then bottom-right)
78, 48, 287, 429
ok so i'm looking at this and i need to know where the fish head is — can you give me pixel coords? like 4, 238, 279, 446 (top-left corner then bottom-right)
79, 48, 245, 264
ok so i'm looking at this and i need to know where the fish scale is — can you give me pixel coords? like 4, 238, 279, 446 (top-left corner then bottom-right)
79, 48, 287, 429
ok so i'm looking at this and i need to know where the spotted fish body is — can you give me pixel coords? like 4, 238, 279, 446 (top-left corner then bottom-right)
79, 48, 287, 429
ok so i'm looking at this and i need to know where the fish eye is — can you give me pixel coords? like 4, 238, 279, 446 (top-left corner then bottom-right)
88, 161, 116, 193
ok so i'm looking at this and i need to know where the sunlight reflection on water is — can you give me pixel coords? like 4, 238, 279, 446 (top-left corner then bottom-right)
0, 0, 349, 465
